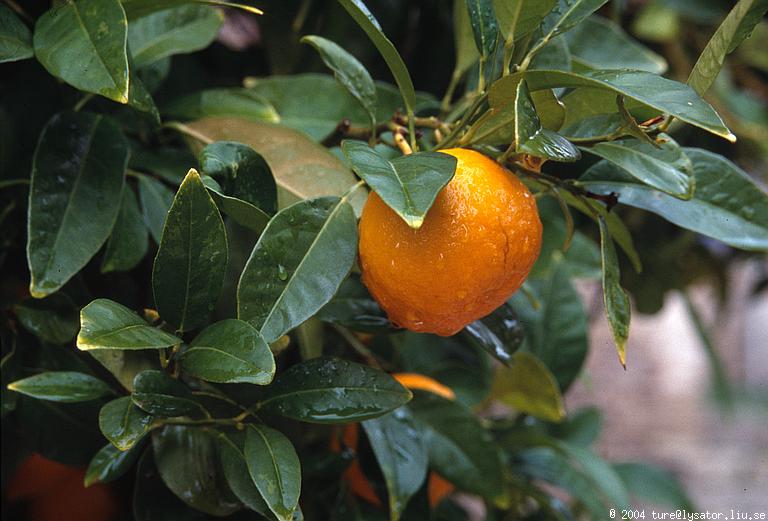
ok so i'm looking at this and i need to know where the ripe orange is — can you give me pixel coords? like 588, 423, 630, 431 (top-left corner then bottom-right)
332, 373, 456, 508
358, 148, 542, 336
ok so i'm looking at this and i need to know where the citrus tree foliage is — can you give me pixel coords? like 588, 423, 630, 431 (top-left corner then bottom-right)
2, 0, 767, 520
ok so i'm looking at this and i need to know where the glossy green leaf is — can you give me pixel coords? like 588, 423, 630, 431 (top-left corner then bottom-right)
688, 0, 768, 95
201, 175, 272, 233
257, 357, 412, 423
88, 351, 156, 393
0, 4, 32, 63
217, 431, 271, 516
302, 35, 378, 126
153, 425, 241, 516
466, 0, 499, 57
614, 462, 694, 510
77, 298, 182, 350
136, 173, 174, 244
540, 0, 610, 40
244, 424, 301, 521
186, 117, 368, 214
8, 371, 113, 403
33, 0, 129, 103
493, 351, 565, 422
337, 0, 417, 123
342, 141, 456, 228
152, 169, 228, 332
493, 0, 556, 44
130, 145, 194, 184
128, 4, 223, 67
99, 396, 153, 450
598, 216, 630, 367
182, 319, 275, 384
199, 140, 278, 215
122, 0, 262, 20
237, 196, 357, 343
551, 406, 603, 447
14, 293, 79, 344
515, 81, 579, 160
410, 391, 505, 501
580, 149, 768, 251
529, 34, 572, 71
583, 135, 693, 198
126, 68, 160, 120
462, 302, 525, 365
85, 441, 144, 486
27, 111, 128, 297
495, 69, 735, 141
316, 276, 391, 333
362, 407, 428, 520
164, 88, 280, 122
101, 187, 149, 273
510, 260, 588, 391
131, 370, 203, 417
565, 16, 667, 73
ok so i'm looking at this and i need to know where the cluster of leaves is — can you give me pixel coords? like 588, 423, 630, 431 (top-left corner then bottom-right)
1, 0, 767, 520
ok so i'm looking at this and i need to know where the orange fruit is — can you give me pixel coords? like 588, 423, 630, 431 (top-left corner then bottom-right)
332, 374, 456, 508
6, 453, 118, 521
358, 148, 542, 336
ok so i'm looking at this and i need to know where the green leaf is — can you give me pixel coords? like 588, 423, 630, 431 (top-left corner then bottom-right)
454, 0, 480, 75
244, 424, 302, 521
131, 369, 203, 417
302, 35, 378, 126
99, 395, 153, 450
217, 431, 272, 516
14, 293, 79, 344
85, 441, 144, 486
186, 117, 368, 214
492, 351, 565, 422
565, 16, 667, 73
597, 216, 631, 367
8, 371, 113, 403
580, 149, 768, 251
128, 4, 223, 67
27, 111, 128, 297
583, 135, 693, 198
510, 261, 588, 391
199, 140, 278, 215
181, 319, 275, 384
126, 68, 160, 120
257, 357, 412, 423
0, 4, 32, 63
614, 462, 694, 510
462, 302, 525, 365
316, 275, 391, 333
362, 407, 428, 520
122, 0, 262, 20
136, 173, 174, 243
101, 186, 149, 273
540, 0, 610, 40
337, 0, 417, 125
237, 196, 357, 343
466, 0, 499, 57
152, 169, 228, 332
130, 145, 194, 184
163, 88, 280, 122
153, 425, 241, 516
514, 80, 579, 160
495, 69, 735, 141
202, 175, 272, 233
33, 0, 130, 103
77, 298, 182, 350
342, 141, 457, 228
409, 391, 505, 501
493, 0, 556, 44
688, 0, 768, 95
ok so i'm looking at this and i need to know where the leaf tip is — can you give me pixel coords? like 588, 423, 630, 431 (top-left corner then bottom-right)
405, 216, 424, 229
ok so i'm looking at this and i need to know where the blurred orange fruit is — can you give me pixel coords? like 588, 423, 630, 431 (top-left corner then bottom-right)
358, 148, 542, 336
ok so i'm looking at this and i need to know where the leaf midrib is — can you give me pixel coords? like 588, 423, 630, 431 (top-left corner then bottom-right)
258, 385, 408, 410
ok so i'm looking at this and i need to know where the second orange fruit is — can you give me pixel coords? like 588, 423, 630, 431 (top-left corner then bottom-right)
359, 148, 542, 336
